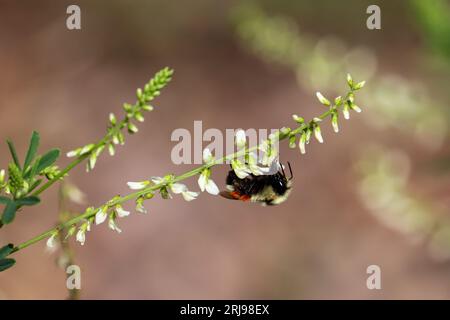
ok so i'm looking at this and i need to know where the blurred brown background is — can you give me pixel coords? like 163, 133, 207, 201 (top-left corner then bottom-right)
1, 0, 450, 299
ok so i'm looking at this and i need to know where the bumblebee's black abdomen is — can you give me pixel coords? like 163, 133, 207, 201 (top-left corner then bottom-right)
225, 170, 288, 196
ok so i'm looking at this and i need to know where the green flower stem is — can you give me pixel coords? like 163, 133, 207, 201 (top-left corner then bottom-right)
31, 154, 88, 197
29, 67, 173, 198
31, 124, 120, 197
11, 82, 362, 255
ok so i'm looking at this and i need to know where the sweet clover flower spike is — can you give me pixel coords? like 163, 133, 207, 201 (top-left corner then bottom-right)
65, 67, 173, 173
5, 74, 366, 265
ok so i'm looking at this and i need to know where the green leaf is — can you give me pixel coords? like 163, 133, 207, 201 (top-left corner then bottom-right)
16, 196, 40, 206
0, 196, 10, 205
0, 244, 14, 259
7, 139, 21, 171
0, 258, 16, 272
36, 149, 60, 173
2, 201, 18, 224
23, 131, 40, 173
25, 155, 42, 180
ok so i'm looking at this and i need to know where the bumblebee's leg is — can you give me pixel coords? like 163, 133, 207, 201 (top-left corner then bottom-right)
287, 162, 293, 180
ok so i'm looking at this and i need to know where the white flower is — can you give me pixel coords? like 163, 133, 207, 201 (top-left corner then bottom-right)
235, 129, 246, 149
202, 148, 215, 164
231, 159, 251, 179
259, 138, 279, 167
95, 208, 108, 225
352, 105, 362, 113
181, 190, 199, 201
66, 150, 79, 158
46, 233, 59, 253
108, 216, 122, 233
247, 152, 270, 175
136, 199, 147, 214
76, 222, 90, 245
116, 205, 130, 218
198, 169, 219, 195
316, 92, 330, 106
76, 229, 86, 246
299, 132, 307, 154
314, 126, 324, 143
81, 144, 95, 155
168, 183, 199, 201
347, 73, 353, 87
170, 183, 187, 194
331, 113, 339, 133
127, 180, 150, 190
150, 176, 165, 184
343, 104, 350, 120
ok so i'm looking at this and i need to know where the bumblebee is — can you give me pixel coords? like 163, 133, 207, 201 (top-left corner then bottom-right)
220, 162, 293, 206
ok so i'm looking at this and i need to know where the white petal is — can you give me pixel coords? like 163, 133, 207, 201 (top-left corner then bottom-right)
127, 181, 149, 190
150, 176, 165, 184
316, 92, 330, 105
299, 139, 306, 154
66, 150, 78, 158
108, 218, 122, 233
182, 191, 199, 201
352, 105, 362, 113
202, 148, 214, 164
116, 206, 130, 218
314, 128, 324, 143
332, 117, 339, 133
249, 164, 264, 176
46, 234, 58, 252
231, 159, 250, 179
259, 140, 270, 154
343, 107, 350, 120
170, 183, 187, 194
198, 172, 207, 192
205, 179, 219, 195
95, 209, 108, 225
234, 167, 250, 179
76, 230, 85, 246
136, 203, 147, 214
235, 129, 246, 149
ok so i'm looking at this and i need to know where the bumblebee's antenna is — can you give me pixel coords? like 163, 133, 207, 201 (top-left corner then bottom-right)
287, 162, 293, 180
